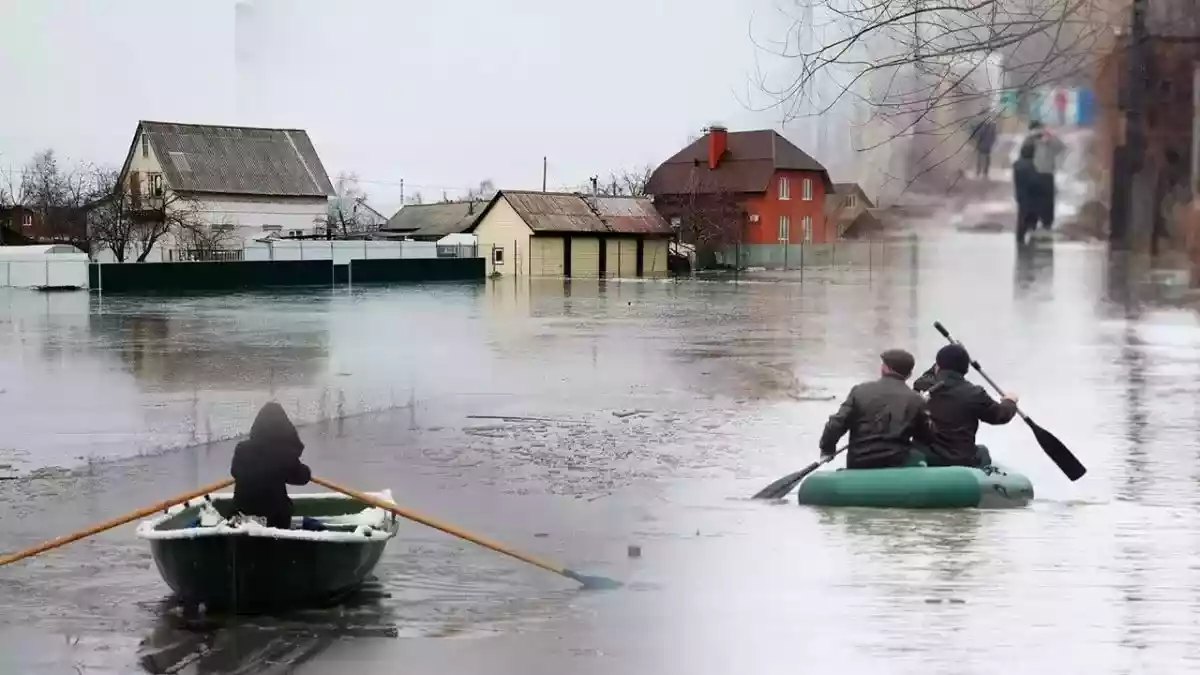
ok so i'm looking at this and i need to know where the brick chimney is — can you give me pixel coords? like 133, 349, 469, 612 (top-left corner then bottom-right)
707, 125, 728, 170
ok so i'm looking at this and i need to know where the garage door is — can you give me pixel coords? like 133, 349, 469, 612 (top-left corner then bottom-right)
570, 237, 601, 278
530, 237, 565, 276
643, 239, 668, 276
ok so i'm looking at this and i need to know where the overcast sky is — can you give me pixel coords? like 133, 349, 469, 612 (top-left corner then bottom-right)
1, 0, 833, 215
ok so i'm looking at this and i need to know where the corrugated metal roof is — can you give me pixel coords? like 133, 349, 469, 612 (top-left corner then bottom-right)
592, 196, 674, 234
473, 191, 673, 236
134, 121, 336, 198
385, 201, 486, 236
646, 129, 832, 197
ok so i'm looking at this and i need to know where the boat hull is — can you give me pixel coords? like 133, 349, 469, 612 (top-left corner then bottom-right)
138, 491, 399, 613
796, 464, 1034, 509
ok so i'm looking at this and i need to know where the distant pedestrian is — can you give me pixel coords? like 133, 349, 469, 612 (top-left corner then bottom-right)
1012, 143, 1044, 246
970, 116, 998, 179
1019, 120, 1066, 232
1053, 89, 1068, 126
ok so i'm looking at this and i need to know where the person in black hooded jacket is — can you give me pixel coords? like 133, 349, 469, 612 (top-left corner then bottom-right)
912, 344, 1018, 468
231, 401, 312, 529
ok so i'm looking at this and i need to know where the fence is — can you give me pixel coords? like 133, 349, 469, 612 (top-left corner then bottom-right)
716, 239, 904, 270
242, 239, 477, 264
169, 248, 246, 262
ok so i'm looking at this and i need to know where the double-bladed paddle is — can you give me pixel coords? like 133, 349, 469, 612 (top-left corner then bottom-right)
933, 321, 1086, 481
752, 445, 847, 500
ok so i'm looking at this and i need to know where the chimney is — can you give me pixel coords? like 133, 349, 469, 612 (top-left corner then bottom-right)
707, 125, 728, 170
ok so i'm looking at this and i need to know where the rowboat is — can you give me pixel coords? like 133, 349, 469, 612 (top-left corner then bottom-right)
795, 464, 1034, 509
136, 490, 400, 613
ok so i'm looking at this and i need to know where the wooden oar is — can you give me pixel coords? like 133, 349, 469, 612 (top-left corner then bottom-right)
311, 476, 621, 590
752, 445, 847, 499
933, 321, 1086, 481
0, 477, 235, 567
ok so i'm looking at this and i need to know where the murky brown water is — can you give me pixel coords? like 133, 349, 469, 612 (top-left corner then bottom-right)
3, 232, 1200, 673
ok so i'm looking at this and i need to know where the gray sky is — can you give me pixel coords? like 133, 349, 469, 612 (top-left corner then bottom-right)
1, 0, 821, 214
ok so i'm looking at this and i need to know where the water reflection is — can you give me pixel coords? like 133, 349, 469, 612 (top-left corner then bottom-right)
1013, 243, 1055, 296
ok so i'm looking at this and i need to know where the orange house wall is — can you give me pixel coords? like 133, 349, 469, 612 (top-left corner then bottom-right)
740, 170, 828, 244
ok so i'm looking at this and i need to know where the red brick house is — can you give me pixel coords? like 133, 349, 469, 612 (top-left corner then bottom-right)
645, 126, 833, 251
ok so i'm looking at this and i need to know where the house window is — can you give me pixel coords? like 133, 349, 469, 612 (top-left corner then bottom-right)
492, 247, 505, 265
21, 212, 32, 228
288, 229, 303, 238
846, 194, 857, 209
779, 176, 790, 200
669, 216, 682, 229
141, 136, 149, 158
802, 215, 813, 242
147, 173, 164, 197
778, 215, 790, 242
802, 178, 813, 201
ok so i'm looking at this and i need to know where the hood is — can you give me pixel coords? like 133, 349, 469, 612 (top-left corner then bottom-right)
248, 401, 304, 455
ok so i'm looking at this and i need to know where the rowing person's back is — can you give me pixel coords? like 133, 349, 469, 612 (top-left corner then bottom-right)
231, 401, 312, 529
912, 345, 1018, 468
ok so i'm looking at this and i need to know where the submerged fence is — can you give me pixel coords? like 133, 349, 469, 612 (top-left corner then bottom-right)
716, 239, 910, 271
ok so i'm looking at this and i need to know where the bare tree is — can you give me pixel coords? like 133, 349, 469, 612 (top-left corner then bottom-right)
88, 169, 210, 262
750, 0, 1109, 189
651, 177, 746, 267
597, 166, 655, 197
5, 149, 95, 248
465, 179, 497, 202
326, 172, 378, 238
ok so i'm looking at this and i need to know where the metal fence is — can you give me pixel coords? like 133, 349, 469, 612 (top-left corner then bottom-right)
716, 239, 909, 270
169, 249, 246, 262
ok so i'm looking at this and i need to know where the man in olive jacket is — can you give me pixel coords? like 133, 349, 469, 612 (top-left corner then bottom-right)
912, 344, 1019, 468
819, 349, 937, 469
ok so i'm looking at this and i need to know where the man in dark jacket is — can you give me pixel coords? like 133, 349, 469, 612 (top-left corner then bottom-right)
231, 401, 312, 529
912, 344, 1019, 468
1012, 142, 1042, 245
971, 116, 998, 179
819, 349, 937, 469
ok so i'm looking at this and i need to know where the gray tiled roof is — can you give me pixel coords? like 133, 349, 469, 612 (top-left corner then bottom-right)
384, 201, 486, 236
131, 121, 335, 197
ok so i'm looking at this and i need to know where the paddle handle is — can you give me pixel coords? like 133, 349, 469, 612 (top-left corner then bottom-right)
311, 476, 570, 580
0, 477, 235, 567
933, 321, 1027, 420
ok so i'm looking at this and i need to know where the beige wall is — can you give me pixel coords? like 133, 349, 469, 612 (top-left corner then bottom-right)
530, 236, 564, 276
643, 238, 669, 277
473, 196, 533, 276
569, 236, 601, 277
606, 238, 638, 277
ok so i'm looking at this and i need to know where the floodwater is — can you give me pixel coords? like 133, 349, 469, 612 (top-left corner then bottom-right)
2, 232, 1200, 674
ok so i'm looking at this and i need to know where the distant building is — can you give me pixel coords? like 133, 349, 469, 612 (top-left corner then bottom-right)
381, 201, 486, 241
645, 126, 834, 248
824, 182, 878, 239
111, 120, 336, 261
467, 191, 673, 278
0, 204, 89, 248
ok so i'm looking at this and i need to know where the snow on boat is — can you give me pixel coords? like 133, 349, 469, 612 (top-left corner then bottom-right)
796, 464, 1034, 509
136, 490, 400, 612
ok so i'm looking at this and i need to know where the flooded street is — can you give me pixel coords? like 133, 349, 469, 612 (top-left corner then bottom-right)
3, 232, 1200, 673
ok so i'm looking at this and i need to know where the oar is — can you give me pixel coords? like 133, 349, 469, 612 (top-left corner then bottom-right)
0, 477, 236, 567
933, 321, 1086, 481
310, 476, 621, 591
752, 445, 848, 499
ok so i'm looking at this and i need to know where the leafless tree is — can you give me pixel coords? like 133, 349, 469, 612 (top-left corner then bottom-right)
88, 168, 211, 262
652, 177, 746, 266
465, 179, 497, 202
750, 0, 1111, 188
327, 172, 377, 238
597, 166, 655, 197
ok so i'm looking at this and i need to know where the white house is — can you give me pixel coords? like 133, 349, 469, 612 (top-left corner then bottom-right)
107, 120, 336, 261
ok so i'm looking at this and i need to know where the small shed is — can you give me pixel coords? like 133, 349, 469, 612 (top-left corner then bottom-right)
0, 244, 90, 290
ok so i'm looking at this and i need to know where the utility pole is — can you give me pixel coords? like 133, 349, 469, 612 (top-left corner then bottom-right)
399, 178, 404, 205
542, 157, 548, 192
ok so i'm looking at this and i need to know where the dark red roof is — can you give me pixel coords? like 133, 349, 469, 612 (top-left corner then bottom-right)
646, 129, 832, 197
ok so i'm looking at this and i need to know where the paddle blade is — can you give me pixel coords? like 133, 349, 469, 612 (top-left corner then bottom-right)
563, 569, 623, 591
751, 460, 822, 500
1026, 417, 1086, 481
934, 321, 951, 339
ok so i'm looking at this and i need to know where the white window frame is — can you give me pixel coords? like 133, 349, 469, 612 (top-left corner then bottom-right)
779, 176, 790, 200
147, 173, 164, 197
802, 215, 813, 242
21, 212, 32, 228
492, 247, 505, 265
141, 136, 149, 158
802, 178, 813, 201
846, 194, 857, 209
778, 215, 790, 242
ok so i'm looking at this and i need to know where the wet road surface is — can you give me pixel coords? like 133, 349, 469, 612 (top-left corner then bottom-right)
3, 233, 1200, 673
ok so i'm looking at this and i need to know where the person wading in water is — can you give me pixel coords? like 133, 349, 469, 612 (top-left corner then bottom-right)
912, 344, 1019, 468
231, 401, 313, 529
819, 349, 937, 469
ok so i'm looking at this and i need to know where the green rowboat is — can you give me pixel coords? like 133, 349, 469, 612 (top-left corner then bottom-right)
136, 490, 400, 613
796, 465, 1034, 509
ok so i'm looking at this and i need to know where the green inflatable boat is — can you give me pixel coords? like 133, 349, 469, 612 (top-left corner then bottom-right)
795, 464, 1034, 509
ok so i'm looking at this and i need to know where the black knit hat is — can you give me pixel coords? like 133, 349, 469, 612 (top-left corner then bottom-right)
880, 349, 915, 378
936, 344, 971, 375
